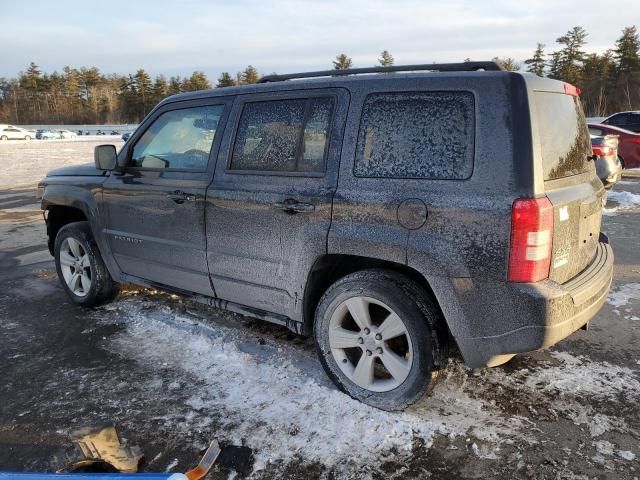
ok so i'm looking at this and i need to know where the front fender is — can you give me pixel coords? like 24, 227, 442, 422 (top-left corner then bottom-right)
40, 180, 121, 282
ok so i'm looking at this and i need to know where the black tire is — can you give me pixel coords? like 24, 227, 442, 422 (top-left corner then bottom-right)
0, 135, 7, 141
54, 221, 119, 307
314, 269, 448, 411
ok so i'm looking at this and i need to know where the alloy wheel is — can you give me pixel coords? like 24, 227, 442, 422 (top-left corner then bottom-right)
328, 296, 413, 392
59, 237, 92, 297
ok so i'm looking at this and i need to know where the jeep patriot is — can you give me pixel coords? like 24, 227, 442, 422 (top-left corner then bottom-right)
38, 62, 614, 410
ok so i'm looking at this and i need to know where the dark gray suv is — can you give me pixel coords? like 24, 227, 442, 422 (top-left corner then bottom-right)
38, 62, 614, 410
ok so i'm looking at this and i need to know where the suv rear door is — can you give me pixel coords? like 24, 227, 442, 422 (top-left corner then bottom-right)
532, 89, 604, 284
206, 88, 349, 320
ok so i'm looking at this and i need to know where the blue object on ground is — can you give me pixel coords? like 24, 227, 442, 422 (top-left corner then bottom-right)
0, 474, 187, 480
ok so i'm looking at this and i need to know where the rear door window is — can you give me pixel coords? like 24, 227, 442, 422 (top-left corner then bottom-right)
354, 92, 475, 179
230, 97, 334, 174
535, 92, 591, 181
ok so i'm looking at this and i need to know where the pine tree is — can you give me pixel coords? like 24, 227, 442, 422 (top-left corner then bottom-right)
492, 57, 521, 72
553, 26, 588, 86
581, 52, 616, 116
152, 75, 169, 104
333, 54, 353, 70
168, 76, 183, 96
216, 72, 235, 87
525, 43, 546, 76
185, 71, 211, 91
613, 26, 640, 74
133, 69, 153, 119
240, 65, 260, 84
378, 50, 394, 67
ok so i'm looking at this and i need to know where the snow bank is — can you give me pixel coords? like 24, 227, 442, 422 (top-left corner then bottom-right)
105, 299, 525, 473
603, 189, 640, 216
101, 297, 639, 475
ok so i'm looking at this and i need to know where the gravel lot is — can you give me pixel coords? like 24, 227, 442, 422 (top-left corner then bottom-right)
0, 140, 639, 479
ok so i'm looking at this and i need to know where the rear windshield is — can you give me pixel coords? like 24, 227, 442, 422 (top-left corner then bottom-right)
535, 92, 591, 181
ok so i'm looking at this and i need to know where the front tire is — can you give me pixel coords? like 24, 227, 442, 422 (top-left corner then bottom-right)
54, 221, 119, 307
24, 135, 31, 141
314, 269, 448, 411
0, 135, 7, 141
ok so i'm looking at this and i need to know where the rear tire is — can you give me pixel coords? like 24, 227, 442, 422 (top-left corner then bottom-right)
54, 221, 119, 307
24, 135, 31, 141
314, 269, 448, 411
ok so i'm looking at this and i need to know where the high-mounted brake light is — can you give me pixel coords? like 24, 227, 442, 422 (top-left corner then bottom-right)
564, 83, 581, 96
508, 197, 554, 283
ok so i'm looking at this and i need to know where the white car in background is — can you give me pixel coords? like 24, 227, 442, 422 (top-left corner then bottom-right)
41, 129, 78, 140
0, 125, 36, 141
59, 130, 77, 139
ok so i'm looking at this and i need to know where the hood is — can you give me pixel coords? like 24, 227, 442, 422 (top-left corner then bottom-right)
47, 163, 107, 177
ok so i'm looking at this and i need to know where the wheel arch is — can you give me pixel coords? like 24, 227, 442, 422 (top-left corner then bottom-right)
44, 205, 88, 254
302, 254, 445, 334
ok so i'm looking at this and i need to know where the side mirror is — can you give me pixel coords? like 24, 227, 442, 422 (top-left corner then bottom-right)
94, 144, 118, 170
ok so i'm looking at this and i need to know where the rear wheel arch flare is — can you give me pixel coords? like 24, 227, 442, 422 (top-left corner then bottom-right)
302, 254, 447, 333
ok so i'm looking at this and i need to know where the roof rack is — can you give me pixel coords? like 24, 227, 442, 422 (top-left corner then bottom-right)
258, 61, 504, 83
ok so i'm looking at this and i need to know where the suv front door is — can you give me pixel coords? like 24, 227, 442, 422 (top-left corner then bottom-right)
206, 89, 348, 320
102, 99, 231, 295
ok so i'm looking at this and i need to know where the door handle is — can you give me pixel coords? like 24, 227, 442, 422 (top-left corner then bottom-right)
272, 199, 315, 214
167, 190, 199, 204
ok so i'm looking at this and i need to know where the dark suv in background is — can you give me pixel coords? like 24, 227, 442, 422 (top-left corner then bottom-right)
38, 62, 614, 410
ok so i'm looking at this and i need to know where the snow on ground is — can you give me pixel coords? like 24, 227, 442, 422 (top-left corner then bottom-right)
104, 298, 527, 474
607, 283, 640, 322
603, 189, 640, 216
521, 350, 640, 398
0, 138, 122, 189
97, 295, 640, 476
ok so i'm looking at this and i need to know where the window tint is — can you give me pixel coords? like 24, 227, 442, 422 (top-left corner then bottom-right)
230, 97, 334, 173
354, 92, 475, 179
131, 105, 223, 169
534, 92, 591, 181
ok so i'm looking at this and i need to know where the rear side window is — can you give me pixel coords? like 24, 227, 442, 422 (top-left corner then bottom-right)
230, 97, 334, 173
354, 92, 475, 179
535, 92, 591, 181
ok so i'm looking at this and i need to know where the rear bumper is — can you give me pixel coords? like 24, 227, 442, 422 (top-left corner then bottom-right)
455, 239, 613, 367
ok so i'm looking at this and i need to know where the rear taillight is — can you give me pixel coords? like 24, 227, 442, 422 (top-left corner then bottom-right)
623, 137, 640, 145
564, 83, 581, 96
593, 145, 612, 157
508, 197, 554, 283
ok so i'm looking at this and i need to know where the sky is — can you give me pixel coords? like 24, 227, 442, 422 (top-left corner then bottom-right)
0, 0, 638, 80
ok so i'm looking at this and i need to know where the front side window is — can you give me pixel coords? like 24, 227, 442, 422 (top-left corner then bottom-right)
131, 105, 224, 170
230, 97, 334, 173
354, 92, 475, 179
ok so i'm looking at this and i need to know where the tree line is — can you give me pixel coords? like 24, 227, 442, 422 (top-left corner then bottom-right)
0, 25, 637, 125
